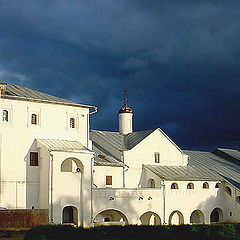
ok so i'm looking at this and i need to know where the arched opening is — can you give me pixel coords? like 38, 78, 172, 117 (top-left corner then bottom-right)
70, 118, 75, 128
62, 206, 78, 225
187, 183, 194, 189
171, 183, 178, 189
94, 209, 128, 226
61, 158, 84, 173
203, 182, 209, 189
2, 110, 8, 122
210, 208, 223, 223
215, 183, 221, 188
139, 211, 161, 225
226, 186, 232, 196
147, 178, 155, 188
190, 210, 205, 224
236, 196, 240, 204
31, 114, 37, 125
169, 211, 184, 225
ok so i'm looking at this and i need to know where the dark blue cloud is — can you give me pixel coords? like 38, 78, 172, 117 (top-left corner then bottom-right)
0, 0, 239, 150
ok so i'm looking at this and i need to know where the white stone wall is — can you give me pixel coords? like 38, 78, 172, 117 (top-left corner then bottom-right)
50, 151, 93, 227
92, 180, 240, 225
124, 129, 188, 188
0, 98, 90, 209
93, 166, 123, 188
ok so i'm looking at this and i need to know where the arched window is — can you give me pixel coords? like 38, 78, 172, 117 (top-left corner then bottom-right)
226, 186, 232, 196
70, 118, 75, 128
203, 182, 209, 189
148, 179, 155, 188
187, 182, 194, 189
31, 114, 37, 125
2, 110, 8, 122
171, 183, 178, 189
236, 196, 240, 204
215, 183, 221, 188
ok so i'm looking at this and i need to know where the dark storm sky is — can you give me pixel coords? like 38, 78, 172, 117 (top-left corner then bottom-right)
0, 0, 239, 151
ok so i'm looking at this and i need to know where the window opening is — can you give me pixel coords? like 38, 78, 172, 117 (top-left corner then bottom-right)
148, 178, 155, 188
70, 118, 75, 128
187, 182, 194, 189
155, 152, 160, 163
104, 217, 111, 222
30, 152, 38, 166
2, 110, 8, 122
203, 182, 209, 189
226, 186, 232, 196
31, 114, 37, 125
106, 176, 112, 186
171, 183, 178, 189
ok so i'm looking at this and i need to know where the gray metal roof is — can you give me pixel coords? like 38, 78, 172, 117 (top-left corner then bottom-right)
92, 142, 125, 167
91, 129, 155, 151
36, 139, 91, 152
213, 148, 240, 162
145, 164, 221, 181
218, 148, 240, 159
0, 83, 96, 109
146, 150, 240, 189
90, 129, 155, 166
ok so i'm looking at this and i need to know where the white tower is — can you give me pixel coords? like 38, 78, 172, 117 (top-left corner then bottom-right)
119, 89, 133, 135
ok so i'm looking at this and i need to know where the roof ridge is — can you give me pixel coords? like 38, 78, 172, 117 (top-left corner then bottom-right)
0, 83, 96, 109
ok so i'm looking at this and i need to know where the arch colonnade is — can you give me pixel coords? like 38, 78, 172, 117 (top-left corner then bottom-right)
60, 207, 224, 226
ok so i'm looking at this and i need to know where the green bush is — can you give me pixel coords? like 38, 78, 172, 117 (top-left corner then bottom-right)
24, 224, 240, 240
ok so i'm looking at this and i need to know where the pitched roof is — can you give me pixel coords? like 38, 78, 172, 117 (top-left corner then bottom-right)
146, 150, 240, 189
0, 83, 96, 109
91, 129, 155, 151
36, 139, 92, 152
213, 148, 240, 163
90, 129, 155, 164
92, 142, 125, 167
90, 129, 155, 166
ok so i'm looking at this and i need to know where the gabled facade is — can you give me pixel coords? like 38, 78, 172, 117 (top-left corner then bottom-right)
0, 83, 240, 227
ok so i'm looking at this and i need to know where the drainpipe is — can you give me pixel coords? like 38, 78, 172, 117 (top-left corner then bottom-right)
161, 179, 166, 224
49, 153, 54, 223
90, 155, 94, 224
87, 107, 98, 148
15, 181, 18, 208
121, 152, 129, 188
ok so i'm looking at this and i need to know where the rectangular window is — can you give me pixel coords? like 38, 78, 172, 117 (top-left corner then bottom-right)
106, 176, 112, 186
30, 152, 38, 166
155, 152, 160, 163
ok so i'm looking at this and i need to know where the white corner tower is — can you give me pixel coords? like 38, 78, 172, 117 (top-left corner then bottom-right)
119, 89, 133, 135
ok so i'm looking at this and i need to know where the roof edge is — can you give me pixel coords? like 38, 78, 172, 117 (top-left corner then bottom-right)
1, 94, 97, 109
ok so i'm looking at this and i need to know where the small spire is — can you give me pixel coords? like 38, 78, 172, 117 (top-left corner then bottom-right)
124, 89, 127, 106
118, 88, 133, 114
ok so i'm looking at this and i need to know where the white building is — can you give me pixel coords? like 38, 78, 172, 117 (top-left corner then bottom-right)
0, 83, 240, 227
